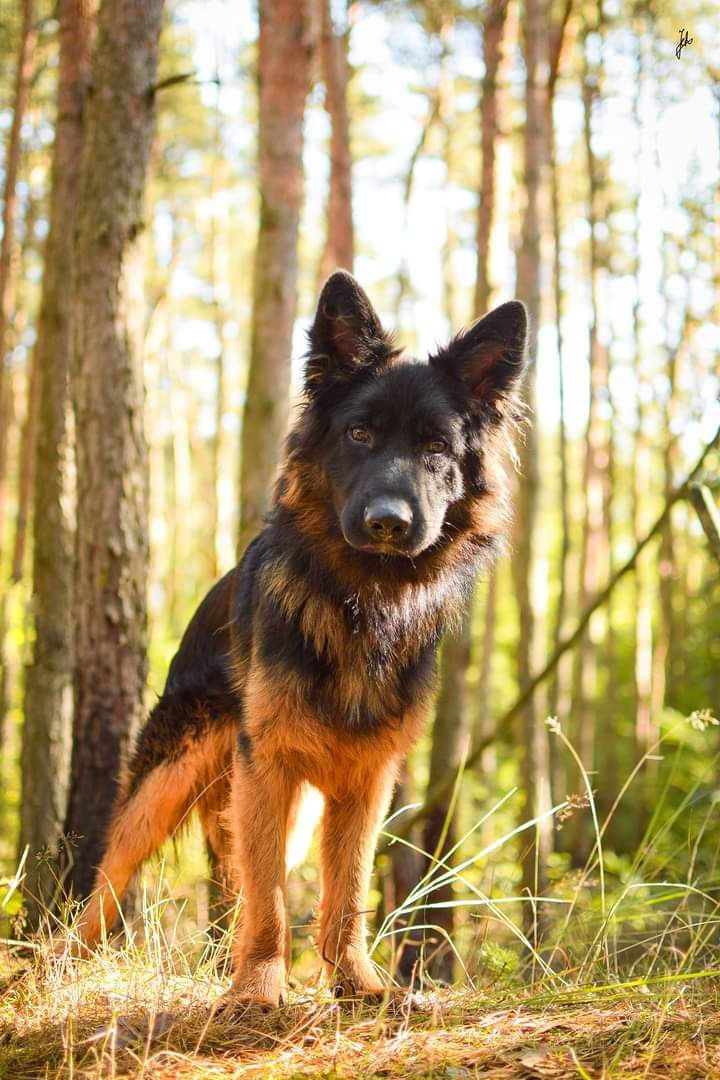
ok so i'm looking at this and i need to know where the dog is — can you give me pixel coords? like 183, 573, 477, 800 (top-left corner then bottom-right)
76, 270, 527, 1007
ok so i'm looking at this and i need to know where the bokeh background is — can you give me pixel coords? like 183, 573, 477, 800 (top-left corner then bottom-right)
1, 0, 719, 985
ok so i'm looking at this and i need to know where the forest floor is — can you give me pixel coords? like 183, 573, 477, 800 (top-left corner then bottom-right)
1, 944, 720, 1080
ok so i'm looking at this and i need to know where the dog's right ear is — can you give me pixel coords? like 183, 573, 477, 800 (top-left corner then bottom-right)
305, 271, 395, 394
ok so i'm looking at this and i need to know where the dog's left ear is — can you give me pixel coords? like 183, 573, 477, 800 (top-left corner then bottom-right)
305, 270, 395, 394
431, 300, 528, 408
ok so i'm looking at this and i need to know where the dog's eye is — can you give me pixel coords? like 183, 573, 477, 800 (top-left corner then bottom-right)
348, 425, 372, 445
425, 438, 448, 454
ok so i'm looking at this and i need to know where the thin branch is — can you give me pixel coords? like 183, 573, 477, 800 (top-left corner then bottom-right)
549, 0, 573, 92
147, 70, 201, 98
689, 483, 720, 563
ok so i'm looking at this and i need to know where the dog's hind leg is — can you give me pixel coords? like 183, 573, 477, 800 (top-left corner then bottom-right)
76, 696, 236, 949
197, 767, 235, 934
76, 762, 193, 947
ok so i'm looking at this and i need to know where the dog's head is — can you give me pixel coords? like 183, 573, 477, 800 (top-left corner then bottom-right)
290, 270, 528, 561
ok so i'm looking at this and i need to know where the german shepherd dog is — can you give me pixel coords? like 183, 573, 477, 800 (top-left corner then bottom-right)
76, 271, 527, 1007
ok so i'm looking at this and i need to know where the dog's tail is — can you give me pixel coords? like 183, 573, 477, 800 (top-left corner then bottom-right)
76, 692, 235, 949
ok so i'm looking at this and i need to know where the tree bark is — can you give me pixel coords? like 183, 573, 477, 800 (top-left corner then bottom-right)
474, 0, 515, 781
238, 0, 314, 556
19, 0, 97, 922
512, 0, 556, 911
568, 20, 611, 859
10, 327, 41, 584
63, 0, 164, 900
419, 14, 460, 982
0, 0, 37, 556
690, 485, 720, 564
318, 0, 353, 281
422, 625, 470, 982
655, 306, 690, 715
208, 111, 230, 582
384, 762, 422, 980
547, 66, 570, 725
474, 0, 508, 317
475, 566, 498, 774
419, 2, 508, 982
630, 28, 654, 832
9, 189, 45, 586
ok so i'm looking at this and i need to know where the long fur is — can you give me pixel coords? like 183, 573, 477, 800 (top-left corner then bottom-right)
76, 272, 527, 1007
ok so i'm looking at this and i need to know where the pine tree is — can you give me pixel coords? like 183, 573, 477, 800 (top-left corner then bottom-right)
19, 0, 97, 924
64, 0, 164, 899
238, 0, 314, 555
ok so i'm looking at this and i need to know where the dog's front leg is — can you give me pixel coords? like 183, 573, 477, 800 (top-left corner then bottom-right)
319, 762, 397, 998
229, 758, 299, 1008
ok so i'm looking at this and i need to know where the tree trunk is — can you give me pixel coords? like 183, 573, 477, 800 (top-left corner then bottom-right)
10, 177, 46, 584
474, 0, 508, 318
474, 0, 514, 781
209, 249, 228, 583
238, 0, 313, 556
422, 626, 470, 982
568, 21, 611, 860
512, 0, 554, 912
63, 0, 164, 900
318, 0, 353, 281
10, 327, 41, 585
0, 0, 37, 556
420, 13, 460, 982
630, 26, 654, 846
19, 0, 96, 923
384, 762, 422, 981
0, 0, 37, 748
546, 72, 570, 726
475, 567, 498, 775
419, 2, 508, 983
654, 303, 689, 716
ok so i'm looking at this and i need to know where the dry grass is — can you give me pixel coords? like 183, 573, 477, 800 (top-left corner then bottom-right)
4, 714, 720, 1078
1, 939, 719, 1080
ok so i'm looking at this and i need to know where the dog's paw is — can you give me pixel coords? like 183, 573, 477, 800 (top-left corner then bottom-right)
333, 980, 427, 1014
332, 977, 386, 1001
221, 958, 287, 1013
215, 992, 282, 1019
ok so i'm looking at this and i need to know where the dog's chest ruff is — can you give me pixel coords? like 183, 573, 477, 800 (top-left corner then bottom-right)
255, 559, 461, 732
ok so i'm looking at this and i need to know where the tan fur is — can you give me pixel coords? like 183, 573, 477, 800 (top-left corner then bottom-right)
78, 723, 235, 947
197, 767, 235, 893
225, 669, 427, 1004
75, 282, 521, 1011
318, 762, 398, 995
76, 452, 504, 999
76, 669, 422, 1007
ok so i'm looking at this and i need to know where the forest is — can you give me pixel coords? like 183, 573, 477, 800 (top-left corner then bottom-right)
1, 0, 720, 1076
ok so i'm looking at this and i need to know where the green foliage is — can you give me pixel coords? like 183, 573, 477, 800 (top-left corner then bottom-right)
0, 0, 719, 1044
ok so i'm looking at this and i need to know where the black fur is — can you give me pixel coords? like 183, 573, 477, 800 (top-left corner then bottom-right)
124, 272, 527, 784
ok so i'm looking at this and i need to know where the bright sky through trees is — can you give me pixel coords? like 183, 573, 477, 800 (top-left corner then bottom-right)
179, 0, 719, 447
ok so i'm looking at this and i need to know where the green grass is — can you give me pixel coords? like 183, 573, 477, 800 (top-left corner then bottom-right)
2, 710, 719, 1078
1, 939, 719, 1079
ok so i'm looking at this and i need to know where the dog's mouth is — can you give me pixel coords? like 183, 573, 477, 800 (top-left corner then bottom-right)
337, 500, 445, 561
341, 530, 437, 561
354, 540, 414, 558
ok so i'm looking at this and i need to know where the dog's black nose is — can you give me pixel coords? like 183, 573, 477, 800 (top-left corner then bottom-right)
364, 499, 413, 544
